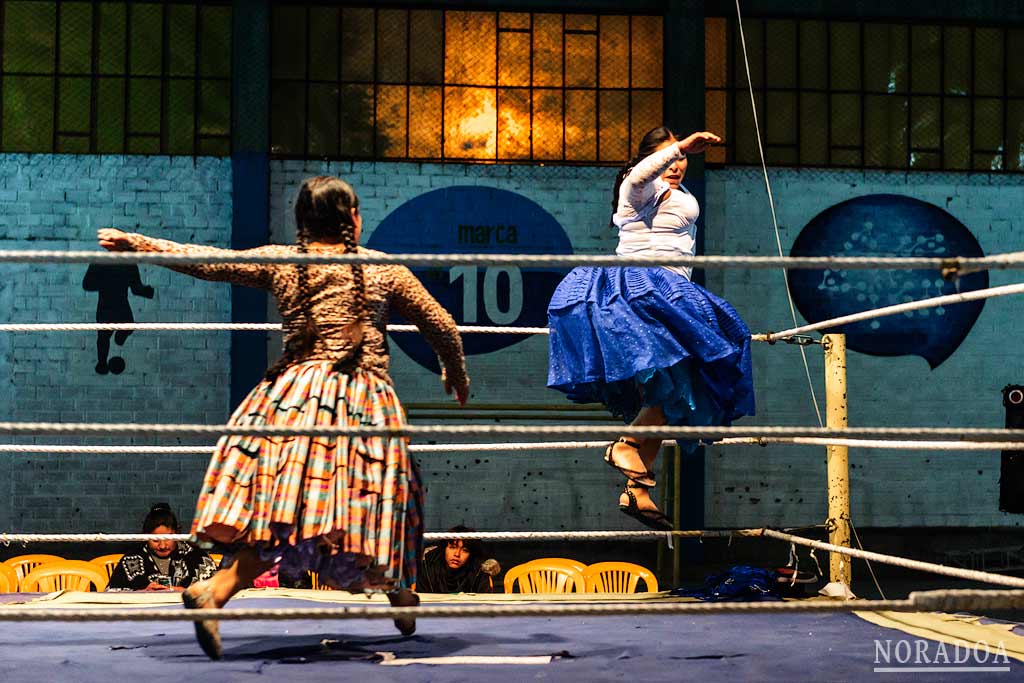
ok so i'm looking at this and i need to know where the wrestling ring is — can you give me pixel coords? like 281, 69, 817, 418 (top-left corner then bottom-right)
2, 7, 1024, 674
2, 246, 1024, 681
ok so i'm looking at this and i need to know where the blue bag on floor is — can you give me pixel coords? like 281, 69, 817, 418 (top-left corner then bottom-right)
670, 565, 783, 601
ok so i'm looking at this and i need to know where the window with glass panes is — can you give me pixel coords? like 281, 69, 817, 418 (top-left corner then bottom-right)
0, 1, 232, 155
705, 17, 1024, 172
269, 6, 664, 163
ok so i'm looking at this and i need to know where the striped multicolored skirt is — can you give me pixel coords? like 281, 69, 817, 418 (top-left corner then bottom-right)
190, 361, 423, 591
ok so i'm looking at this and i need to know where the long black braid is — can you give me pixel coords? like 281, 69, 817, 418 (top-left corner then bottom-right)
334, 209, 367, 371
265, 176, 364, 381
608, 125, 677, 229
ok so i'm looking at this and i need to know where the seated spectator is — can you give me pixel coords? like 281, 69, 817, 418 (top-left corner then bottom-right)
417, 525, 500, 594
107, 503, 217, 592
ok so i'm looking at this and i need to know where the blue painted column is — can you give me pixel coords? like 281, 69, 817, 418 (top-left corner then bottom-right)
229, 0, 270, 407
665, 0, 706, 564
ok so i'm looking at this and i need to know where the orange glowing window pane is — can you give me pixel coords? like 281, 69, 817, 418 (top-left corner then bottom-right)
498, 29, 530, 86
599, 15, 629, 88
705, 90, 727, 160
532, 13, 562, 88
533, 88, 563, 160
444, 86, 497, 158
566, 15, 596, 32
377, 85, 407, 157
499, 12, 529, 30
445, 11, 496, 86
599, 89, 629, 162
409, 85, 442, 157
565, 90, 596, 160
566, 33, 596, 87
705, 18, 727, 88
631, 89, 663, 147
630, 16, 662, 89
497, 88, 531, 159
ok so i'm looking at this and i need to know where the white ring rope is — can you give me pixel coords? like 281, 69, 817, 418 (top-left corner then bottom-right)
4, 249, 1024, 270
0, 591, 1021, 622
764, 530, 1024, 589
7, 278, 1020, 345
754, 282, 1024, 342
713, 437, 1024, 451
2, 423, 1023, 441
2, 437, 1021, 455
0, 529, 756, 544
0, 322, 550, 335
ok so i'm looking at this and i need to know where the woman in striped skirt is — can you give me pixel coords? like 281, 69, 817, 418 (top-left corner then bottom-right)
97, 175, 469, 659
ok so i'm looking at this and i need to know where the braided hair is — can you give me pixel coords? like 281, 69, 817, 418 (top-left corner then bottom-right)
265, 176, 366, 380
608, 126, 677, 229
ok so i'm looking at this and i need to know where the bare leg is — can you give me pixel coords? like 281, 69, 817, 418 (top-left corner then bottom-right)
202, 548, 275, 607
619, 405, 667, 514
634, 405, 666, 471
183, 548, 275, 660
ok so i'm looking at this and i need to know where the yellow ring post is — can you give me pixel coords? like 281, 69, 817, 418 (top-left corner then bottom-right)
657, 448, 669, 582
823, 334, 852, 588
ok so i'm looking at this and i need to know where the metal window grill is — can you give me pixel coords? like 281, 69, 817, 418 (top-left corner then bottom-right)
0, 0, 232, 155
705, 16, 1024, 173
269, 5, 664, 165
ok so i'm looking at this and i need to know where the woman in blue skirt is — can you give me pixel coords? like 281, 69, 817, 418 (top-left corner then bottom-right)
547, 126, 755, 530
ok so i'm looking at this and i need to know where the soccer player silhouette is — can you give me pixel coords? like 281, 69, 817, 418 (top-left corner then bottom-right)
82, 264, 154, 374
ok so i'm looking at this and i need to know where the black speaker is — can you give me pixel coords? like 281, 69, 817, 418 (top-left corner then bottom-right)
1000, 384, 1024, 514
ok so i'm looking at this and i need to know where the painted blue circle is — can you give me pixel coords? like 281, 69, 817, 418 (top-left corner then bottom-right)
788, 194, 988, 368
366, 186, 572, 373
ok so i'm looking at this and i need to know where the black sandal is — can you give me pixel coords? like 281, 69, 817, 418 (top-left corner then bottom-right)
619, 483, 674, 531
604, 437, 656, 487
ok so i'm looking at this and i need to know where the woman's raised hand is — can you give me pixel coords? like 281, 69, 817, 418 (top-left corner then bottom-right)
97, 228, 134, 252
677, 131, 722, 155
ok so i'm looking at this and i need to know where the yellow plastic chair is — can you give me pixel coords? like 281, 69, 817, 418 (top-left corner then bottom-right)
4, 554, 65, 583
0, 562, 18, 592
21, 560, 109, 592
583, 562, 659, 593
89, 554, 124, 580
503, 561, 586, 594
524, 557, 587, 574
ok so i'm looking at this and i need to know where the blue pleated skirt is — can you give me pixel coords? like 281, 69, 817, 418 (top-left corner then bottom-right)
547, 267, 755, 436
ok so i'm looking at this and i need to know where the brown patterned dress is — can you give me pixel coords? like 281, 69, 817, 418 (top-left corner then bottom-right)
123, 234, 468, 590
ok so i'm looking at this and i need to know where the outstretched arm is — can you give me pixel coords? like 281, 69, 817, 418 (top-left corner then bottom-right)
387, 265, 469, 405
98, 228, 273, 290
621, 131, 722, 209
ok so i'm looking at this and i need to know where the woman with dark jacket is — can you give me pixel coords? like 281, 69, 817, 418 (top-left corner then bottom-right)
417, 526, 500, 594
107, 503, 217, 592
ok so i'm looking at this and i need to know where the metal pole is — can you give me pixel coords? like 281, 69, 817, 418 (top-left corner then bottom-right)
657, 446, 669, 582
823, 334, 851, 587
673, 444, 682, 587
